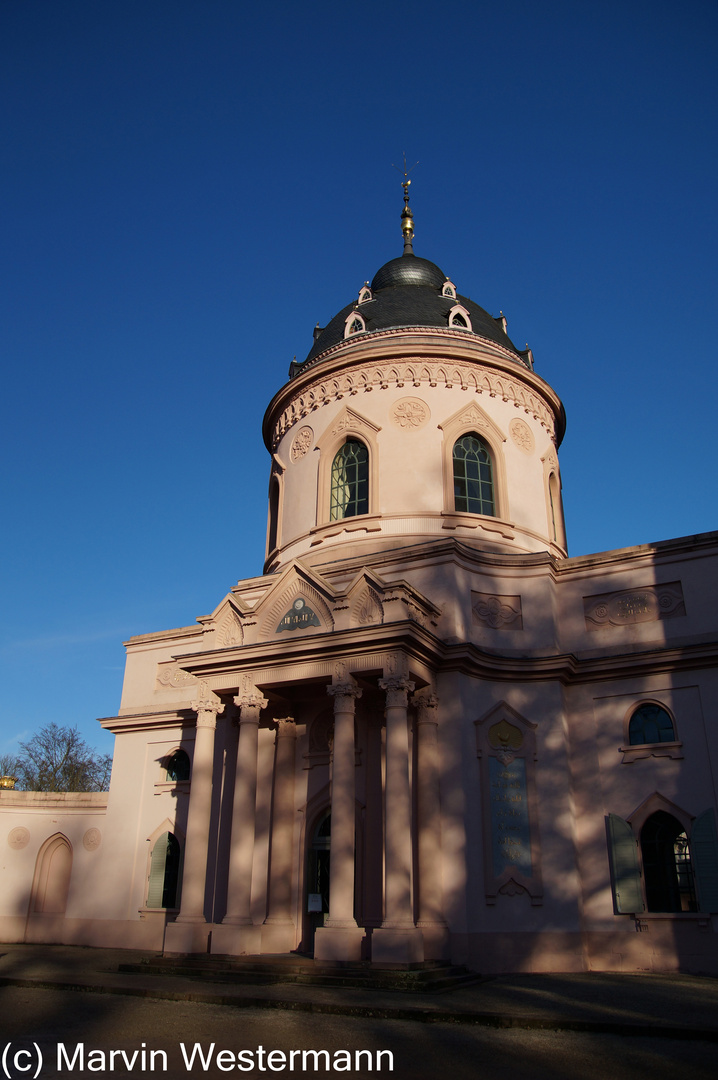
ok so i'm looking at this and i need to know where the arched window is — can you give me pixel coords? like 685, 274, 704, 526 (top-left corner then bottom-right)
147, 831, 182, 909
629, 704, 676, 745
267, 476, 280, 554
641, 811, 697, 913
165, 749, 190, 782
452, 433, 495, 516
448, 304, 472, 330
330, 440, 369, 520
344, 311, 366, 337
548, 473, 559, 541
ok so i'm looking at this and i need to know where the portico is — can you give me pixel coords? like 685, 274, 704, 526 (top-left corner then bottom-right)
160, 574, 444, 963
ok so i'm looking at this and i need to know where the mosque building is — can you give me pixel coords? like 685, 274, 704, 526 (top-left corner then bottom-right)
2, 186, 717, 974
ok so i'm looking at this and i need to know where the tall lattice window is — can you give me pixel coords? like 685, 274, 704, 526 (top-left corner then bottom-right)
330, 440, 369, 520
452, 433, 495, 516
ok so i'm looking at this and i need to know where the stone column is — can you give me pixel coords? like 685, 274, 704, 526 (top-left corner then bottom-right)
211, 683, 267, 956
263, 718, 297, 952
165, 683, 223, 954
313, 676, 365, 963
414, 689, 448, 958
373, 667, 424, 964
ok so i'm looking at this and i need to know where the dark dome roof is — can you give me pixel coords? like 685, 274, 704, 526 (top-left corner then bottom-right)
299, 251, 529, 370
371, 254, 446, 291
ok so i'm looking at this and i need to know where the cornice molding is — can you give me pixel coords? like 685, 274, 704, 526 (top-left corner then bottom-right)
165, 615, 718, 692
264, 332, 565, 452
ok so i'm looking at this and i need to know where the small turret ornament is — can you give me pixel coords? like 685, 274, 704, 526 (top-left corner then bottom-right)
392, 153, 419, 254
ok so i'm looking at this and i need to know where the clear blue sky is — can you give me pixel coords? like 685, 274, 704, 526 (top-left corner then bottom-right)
2, 0, 716, 758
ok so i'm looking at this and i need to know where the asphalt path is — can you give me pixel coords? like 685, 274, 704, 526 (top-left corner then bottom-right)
1, 986, 716, 1080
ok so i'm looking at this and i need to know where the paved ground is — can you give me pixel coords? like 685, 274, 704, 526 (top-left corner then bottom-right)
1, 945, 717, 1078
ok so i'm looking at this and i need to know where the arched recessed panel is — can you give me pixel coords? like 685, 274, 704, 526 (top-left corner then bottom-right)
31, 834, 72, 914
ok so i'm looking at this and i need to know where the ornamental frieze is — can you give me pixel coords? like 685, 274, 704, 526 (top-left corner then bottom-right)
583, 582, 686, 630
272, 359, 555, 449
156, 663, 198, 690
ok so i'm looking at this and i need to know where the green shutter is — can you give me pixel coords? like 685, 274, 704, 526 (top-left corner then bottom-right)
607, 814, 645, 914
692, 809, 718, 912
147, 832, 169, 908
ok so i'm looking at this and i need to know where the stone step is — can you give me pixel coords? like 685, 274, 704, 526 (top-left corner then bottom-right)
117, 954, 480, 992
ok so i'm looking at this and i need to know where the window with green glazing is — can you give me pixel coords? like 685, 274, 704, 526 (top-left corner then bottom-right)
452, 433, 495, 516
330, 440, 369, 520
165, 749, 190, 782
628, 704, 675, 745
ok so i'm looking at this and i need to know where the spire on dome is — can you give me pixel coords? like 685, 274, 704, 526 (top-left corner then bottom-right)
393, 154, 419, 255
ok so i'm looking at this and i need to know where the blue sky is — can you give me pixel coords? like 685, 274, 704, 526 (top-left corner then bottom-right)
2, 0, 716, 757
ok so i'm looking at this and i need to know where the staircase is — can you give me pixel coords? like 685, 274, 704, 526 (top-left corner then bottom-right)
118, 953, 480, 992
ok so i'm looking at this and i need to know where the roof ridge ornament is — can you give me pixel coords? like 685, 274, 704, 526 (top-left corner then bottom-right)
392, 153, 419, 256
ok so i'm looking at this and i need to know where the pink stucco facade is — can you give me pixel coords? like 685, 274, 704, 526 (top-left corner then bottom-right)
2, 231, 717, 973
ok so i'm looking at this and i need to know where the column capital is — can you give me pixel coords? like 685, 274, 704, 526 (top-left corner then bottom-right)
233, 690, 269, 722
327, 681, 362, 703
275, 717, 297, 738
413, 690, 439, 722
379, 676, 415, 708
191, 682, 225, 724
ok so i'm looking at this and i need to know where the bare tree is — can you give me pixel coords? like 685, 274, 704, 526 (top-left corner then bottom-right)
0, 753, 20, 782
13, 723, 112, 792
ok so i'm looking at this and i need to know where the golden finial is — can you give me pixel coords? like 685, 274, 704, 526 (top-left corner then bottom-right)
392, 153, 419, 255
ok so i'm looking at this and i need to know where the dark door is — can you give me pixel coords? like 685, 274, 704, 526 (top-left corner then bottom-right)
306, 811, 330, 954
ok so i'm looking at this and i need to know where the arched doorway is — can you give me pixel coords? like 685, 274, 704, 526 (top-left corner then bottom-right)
305, 811, 331, 954
641, 810, 697, 912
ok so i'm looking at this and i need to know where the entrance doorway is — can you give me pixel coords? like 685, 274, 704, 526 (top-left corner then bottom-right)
306, 811, 330, 954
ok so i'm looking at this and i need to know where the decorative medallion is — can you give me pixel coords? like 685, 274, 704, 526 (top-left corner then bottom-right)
472, 592, 523, 630
8, 827, 30, 850
276, 597, 321, 633
290, 426, 313, 462
83, 828, 102, 851
509, 418, 534, 454
488, 719, 525, 764
390, 398, 429, 430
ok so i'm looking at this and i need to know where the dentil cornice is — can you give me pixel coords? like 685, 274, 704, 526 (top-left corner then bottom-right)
264, 328, 565, 452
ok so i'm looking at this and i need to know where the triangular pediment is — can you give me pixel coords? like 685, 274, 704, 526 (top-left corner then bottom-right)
257, 562, 336, 640
315, 404, 381, 452
438, 401, 506, 444
197, 593, 250, 649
